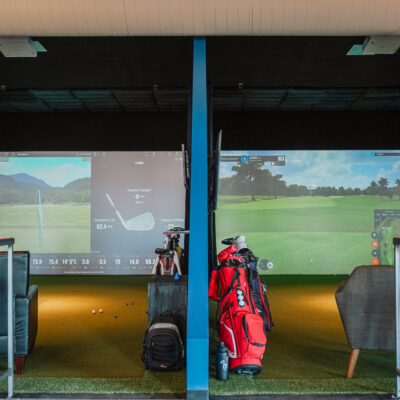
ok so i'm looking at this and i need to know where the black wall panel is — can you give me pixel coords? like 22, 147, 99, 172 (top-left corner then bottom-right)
0, 112, 188, 151
1, 111, 399, 152
213, 111, 400, 150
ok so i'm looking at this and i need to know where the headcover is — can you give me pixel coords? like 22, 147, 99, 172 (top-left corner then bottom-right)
234, 235, 248, 252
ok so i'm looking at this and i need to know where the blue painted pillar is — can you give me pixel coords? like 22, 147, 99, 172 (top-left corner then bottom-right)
187, 37, 209, 400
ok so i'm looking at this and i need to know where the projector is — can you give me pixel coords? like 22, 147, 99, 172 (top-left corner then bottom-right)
0, 37, 46, 58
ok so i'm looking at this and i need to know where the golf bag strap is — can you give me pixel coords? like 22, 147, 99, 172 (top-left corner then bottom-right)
208, 269, 220, 301
208, 263, 240, 302
219, 267, 240, 303
258, 276, 270, 317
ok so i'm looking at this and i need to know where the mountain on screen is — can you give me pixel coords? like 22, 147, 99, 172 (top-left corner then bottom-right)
9, 173, 53, 188
63, 177, 90, 191
0, 174, 26, 188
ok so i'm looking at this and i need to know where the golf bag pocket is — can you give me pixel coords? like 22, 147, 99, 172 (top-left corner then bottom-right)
219, 301, 266, 373
220, 306, 238, 359
242, 313, 267, 354
142, 315, 184, 371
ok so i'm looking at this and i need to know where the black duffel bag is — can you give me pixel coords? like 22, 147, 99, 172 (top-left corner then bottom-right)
142, 313, 185, 371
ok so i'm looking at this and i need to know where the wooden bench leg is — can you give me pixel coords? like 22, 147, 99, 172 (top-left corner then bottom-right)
15, 354, 26, 375
346, 348, 360, 379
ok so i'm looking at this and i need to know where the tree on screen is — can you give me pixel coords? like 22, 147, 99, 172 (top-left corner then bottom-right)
378, 177, 389, 197
224, 162, 287, 200
395, 179, 400, 198
365, 181, 378, 196
231, 162, 264, 201
218, 163, 399, 200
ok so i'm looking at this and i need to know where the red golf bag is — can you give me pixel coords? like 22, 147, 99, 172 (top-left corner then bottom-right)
209, 245, 267, 374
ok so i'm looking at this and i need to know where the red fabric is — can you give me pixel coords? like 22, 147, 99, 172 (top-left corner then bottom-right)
219, 291, 266, 371
208, 270, 220, 301
217, 244, 238, 263
209, 245, 267, 372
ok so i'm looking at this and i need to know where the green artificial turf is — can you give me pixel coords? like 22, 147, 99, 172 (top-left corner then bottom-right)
216, 195, 400, 274
210, 377, 395, 395
0, 376, 394, 395
0, 372, 187, 394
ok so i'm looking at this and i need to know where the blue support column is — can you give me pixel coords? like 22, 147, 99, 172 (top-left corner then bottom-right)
187, 37, 209, 400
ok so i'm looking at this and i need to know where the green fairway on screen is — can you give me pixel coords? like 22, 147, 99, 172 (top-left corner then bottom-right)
216, 150, 400, 274
0, 155, 90, 254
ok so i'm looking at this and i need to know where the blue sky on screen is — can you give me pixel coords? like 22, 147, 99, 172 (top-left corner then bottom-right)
0, 157, 91, 187
219, 150, 400, 189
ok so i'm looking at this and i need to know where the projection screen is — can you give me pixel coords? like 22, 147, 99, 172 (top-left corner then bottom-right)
0, 151, 185, 275
217, 150, 400, 275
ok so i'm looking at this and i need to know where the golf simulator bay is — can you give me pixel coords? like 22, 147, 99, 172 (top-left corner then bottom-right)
0, 275, 395, 395
1, 149, 399, 396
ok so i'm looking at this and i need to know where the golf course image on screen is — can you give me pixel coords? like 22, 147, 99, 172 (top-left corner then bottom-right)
216, 150, 400, 274
0, 154, 91, 254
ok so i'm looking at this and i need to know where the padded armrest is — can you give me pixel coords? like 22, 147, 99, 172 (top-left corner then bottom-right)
14, 285, 38, 355
0, 251, 30, 298
27, 285, 38, 354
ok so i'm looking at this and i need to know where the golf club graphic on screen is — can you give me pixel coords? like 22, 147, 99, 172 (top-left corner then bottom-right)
105, 193, 155, 231
217, 150, 400, 275
0, 151, 185, 275
35, 189, 44, 245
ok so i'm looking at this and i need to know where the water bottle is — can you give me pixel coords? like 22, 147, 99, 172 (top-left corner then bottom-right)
216, 341, 229, 381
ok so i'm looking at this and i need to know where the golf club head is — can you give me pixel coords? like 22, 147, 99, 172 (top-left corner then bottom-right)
221, 238, 234, 245
124, 212, 155, 231
168, 226, 184, 232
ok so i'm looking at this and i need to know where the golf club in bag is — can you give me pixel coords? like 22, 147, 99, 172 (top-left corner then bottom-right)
208, 236, 273, 374
152, 227, 185, 276
232, 236, 274, 332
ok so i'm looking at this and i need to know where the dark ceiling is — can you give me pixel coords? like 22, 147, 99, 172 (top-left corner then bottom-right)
1, 37, 399, 151
1, 87, 400, 112
1, 37, 400, 90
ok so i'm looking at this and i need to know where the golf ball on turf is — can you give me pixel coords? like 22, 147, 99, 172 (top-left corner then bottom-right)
99, 309, 103, 313
92, 310, 96, 314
